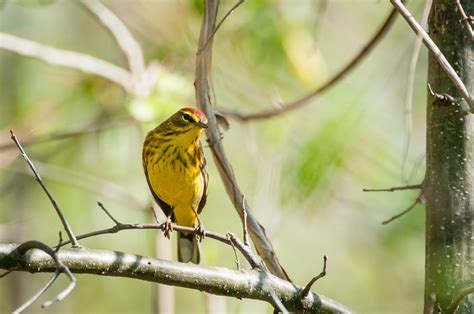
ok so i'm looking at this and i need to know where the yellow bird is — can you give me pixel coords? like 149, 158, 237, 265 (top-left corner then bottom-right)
142, 107, 208, 263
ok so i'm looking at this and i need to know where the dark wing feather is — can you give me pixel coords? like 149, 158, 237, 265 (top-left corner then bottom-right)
197, 149, 208, 215
144, 167, 175, 221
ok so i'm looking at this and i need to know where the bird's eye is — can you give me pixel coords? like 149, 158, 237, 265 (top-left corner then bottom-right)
182, 113, 192, 122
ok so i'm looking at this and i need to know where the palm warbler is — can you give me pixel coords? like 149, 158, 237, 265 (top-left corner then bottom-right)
142, 107, 208, 264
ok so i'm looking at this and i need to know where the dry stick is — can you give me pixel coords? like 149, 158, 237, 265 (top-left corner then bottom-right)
80, 0, 146, 79
219, 6, 398, 121
226, 234, 241, 270
454, 0, 474, 40
363, 183, 422, 192
11, 238, 76, 314
301, 255, 328, 298
197, 0, 244, 55
390, 0, 474, 111
447, 286, 474, 314
270, 290, 289, 314
58, 202, 263, 270
0, 245, 351, 313
401, 0, 432, 181
10, 130, 80, 247
0, 32, 132, 92
382, 194, 423, 225
195, 0, 290, 281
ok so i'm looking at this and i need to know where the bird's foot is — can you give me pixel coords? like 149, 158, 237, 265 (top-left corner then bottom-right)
163, 217, 173, 239
195, 223, 205, 242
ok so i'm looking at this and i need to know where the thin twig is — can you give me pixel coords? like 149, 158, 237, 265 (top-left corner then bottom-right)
10, 130, 80, 247
80, 0, 146, 79
197, 0, 244, 55
447, 286, 474, 314
301, 255, 327, 298
401, 0, 432, 181
150, 206, 161, 224
97, 202, 121, 225
382, 194, 423, 225
219, 6, 398, 121
0, 32, 132, 92
57, 205, 263, 270
227, 234, 241, 270
363, 184, 422, 192
390, 0, 474, 110
11, 239, 76, 313
454, 0, 474, 40
270, 290, 289, 314
242, 195, 250, 247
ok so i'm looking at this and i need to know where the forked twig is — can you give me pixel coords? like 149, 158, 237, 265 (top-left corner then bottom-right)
454, 0, 474, 40
0, 32, 132, 91
382, 193, 424, 225
390, 0, 474, 110
220, 6, 398, 121
197, 0, 244, 55
301, 255, 327, 298
11, 237, 76, 313
10, 130, 80, 247
80, 0, 145, 78
227, 234, 241, 270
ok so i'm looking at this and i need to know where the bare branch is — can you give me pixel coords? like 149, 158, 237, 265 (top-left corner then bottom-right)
0, 244, 351, 313
454, 0, 474, 40
56, 202, 263, 270
219, 6, 398, 121
301, 255, 327, 298
226, 234, 241, 270
0, 32, 132, 92
10, 130, 80, 247
390, 0, 474, 111
382, 193, 424, 225
195, 0, 290, 280
10, 240, 76, 314
401, 0, 432, 181
80, 0, 146, 79
363, 184, 422, 192
270, 290, 289, 314
197, 0, 244, 55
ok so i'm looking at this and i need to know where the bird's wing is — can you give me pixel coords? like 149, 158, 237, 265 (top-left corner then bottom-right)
197, 151, 208, 215
144, 167, 175, 221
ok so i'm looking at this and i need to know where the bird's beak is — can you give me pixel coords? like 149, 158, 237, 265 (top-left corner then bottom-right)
194, 121, 208, 129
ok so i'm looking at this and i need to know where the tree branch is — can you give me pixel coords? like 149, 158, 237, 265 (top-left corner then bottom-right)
10, 130, 80, 247
195, 0, 290, 281
80, 0, 146, 81
219, 5, 398, 121
0, 244, 351, 313
390, 0, 474, 111
0, 32, 133, 92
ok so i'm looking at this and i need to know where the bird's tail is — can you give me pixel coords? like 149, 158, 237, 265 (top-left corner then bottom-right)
177, 233, 200, 264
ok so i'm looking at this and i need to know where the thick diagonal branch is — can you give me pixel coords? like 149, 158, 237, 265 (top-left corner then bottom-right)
194, 0, 290, 281
0, 244, 351, 313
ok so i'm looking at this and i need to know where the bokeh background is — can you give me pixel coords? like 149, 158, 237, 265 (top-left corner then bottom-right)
0, 0, 429, 313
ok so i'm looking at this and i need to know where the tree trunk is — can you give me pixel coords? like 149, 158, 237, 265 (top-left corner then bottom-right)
425, 0, 474, 312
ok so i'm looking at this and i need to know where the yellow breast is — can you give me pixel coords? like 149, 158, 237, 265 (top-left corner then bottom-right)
146, 143, 204, 227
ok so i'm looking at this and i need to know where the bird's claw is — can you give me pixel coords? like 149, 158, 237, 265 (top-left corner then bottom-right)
164, 218, 173, 239
195, 224, 205, 242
